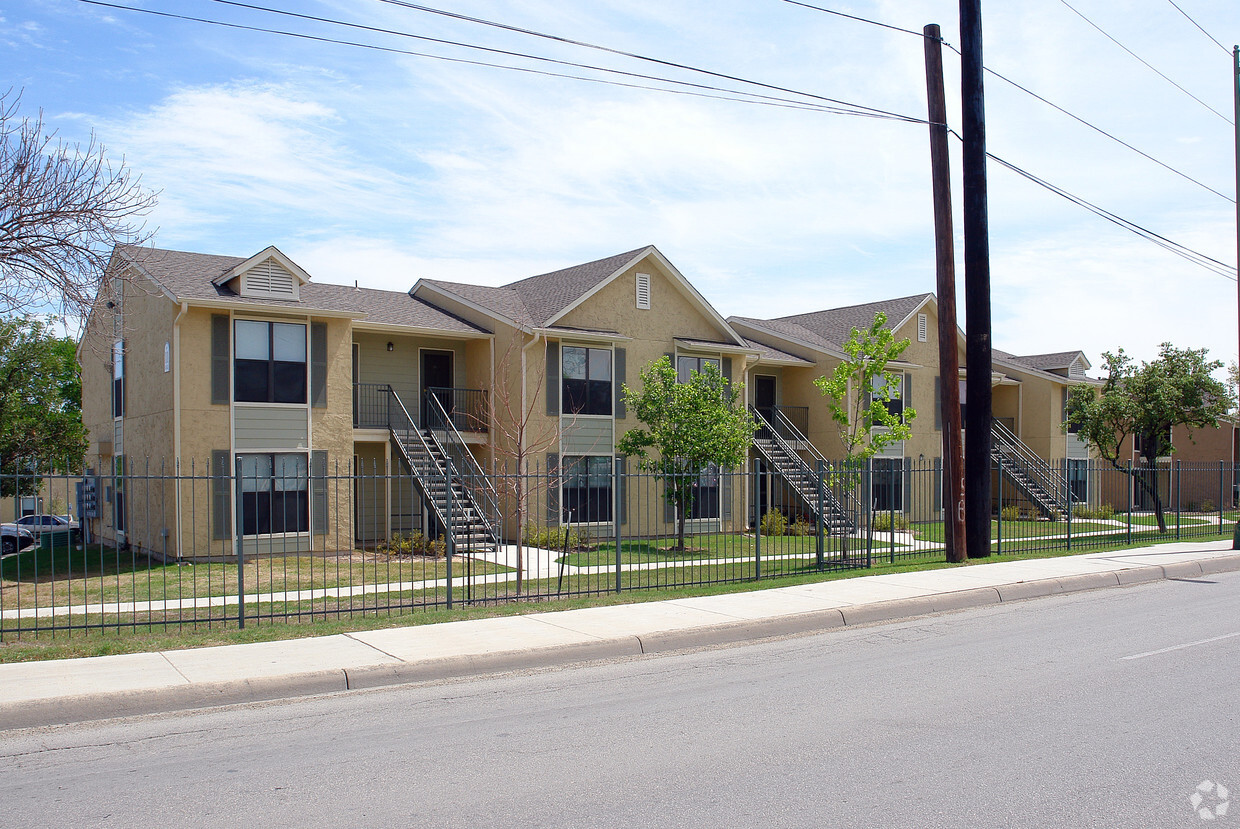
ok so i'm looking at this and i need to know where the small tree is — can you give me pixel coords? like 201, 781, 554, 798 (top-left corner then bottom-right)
617, 357, 755, 552
1065, 344, 1232, 533
0, 316, 87, 495
1, 90, 157, 324
813, 312, 916, 552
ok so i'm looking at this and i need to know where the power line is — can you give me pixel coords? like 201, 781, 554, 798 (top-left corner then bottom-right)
979, 141, 1237, 281
775, 0, 928, 39
980, 64, 1234, 203
367, 0, 924, 123
1165, 0, 1231, 57
77, 0, 913, 121
781, 0, 1234, 203
1056, 0, 1233, 124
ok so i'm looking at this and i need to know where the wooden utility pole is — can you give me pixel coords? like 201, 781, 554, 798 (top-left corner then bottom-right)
923, 23, 967, 563
960, 0, 993, 558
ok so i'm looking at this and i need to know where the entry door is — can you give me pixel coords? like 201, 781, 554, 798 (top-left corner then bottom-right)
421, 351, 454, 427
755, 375, 777, 424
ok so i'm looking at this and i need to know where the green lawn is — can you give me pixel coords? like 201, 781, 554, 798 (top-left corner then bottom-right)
912, 520, 1115, 544
560, 532, 905, 567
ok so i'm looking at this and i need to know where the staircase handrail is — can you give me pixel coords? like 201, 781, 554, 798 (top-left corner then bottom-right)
990, 419, 1070, 512
751, 406, 854, 525
424, 389, 500, 539
769, 407, 859, 520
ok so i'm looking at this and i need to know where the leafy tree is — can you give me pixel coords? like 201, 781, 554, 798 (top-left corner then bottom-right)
0, 316, 87, 495
1, 90, 157, 324
813, 312, 916, 552
1065, 344, 1232, 533
617, 357, 755, 552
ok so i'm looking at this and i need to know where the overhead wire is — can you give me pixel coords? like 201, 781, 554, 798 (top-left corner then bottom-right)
1056, 0, 1233, 124
76, 0, 915, 120
1164, 0, 1232, 57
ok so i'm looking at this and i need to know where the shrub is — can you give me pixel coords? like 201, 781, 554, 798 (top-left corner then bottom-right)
1072, 503, 1115, 521
379, 531, 446, 558
760, 510, 788, 536
871, 512, 909, 532
522, 524, 582, 551
1000, 505, 1020, 522
1200, 499, 1216, 514
788, 516, 816, 537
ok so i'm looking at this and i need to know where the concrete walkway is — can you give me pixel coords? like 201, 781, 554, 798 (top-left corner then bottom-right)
2, 539, 1238, 731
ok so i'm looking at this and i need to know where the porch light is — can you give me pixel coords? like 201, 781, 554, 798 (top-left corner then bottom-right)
387, 342, 394, 352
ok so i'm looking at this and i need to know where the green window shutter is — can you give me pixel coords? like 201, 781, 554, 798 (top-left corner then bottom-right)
904, 372, 913, 414
211, 315, 230, 405
310, 323, 328, 408
311, 450, 328, 535
616, 455, 627, 525
546, 452, 559, 524
546, 343, 559, 416
211, 449, 231, 540
721, 464, 733, 521
614, 347, 627, 419
664, 478, 676, 523
722, 357, 732, 385
934, 376, 942, 431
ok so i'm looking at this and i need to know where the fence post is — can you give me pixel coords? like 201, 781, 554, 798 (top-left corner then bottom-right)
445, 460, 454, 609
995, 454, 1002, 556
233, 455, 245, 630
864, 458, 873, 569
1127, 459, 1133, 546
1066, 472, 1072, 552
1175, 459, 1182, 540
753, 458, 761, 580
890, 458, 897, 565
815, 459, 825, 569
614, 456, 622, 594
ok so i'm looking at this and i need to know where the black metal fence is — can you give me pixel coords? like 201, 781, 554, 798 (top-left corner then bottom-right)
1, 456, 1234, 640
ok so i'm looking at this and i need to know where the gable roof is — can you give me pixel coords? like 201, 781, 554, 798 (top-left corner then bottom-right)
1013, 351, 1090, 372
731, 294, 933, 355
416, 246, 747, 345
115, 245, 489, 335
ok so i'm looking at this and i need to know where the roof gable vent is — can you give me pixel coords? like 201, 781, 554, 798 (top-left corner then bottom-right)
917, 313, 927, 343
242, 259, 300, 300
635, 273, 651, 310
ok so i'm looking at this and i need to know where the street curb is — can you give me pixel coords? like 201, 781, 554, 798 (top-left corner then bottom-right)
6, 554, 1240, 730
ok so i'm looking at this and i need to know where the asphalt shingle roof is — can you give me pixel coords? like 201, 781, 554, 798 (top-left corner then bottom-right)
732, 294, 932, 352
117, 245, 489, 334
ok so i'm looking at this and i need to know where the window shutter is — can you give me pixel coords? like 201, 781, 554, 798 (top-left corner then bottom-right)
664, 481, 676, 523
211, 314, 230, 405
934, 376, 942, 431
904, 372, 912, 420
310, 323, 327, 408
121, 340, 127, 415
311, 450, 328, 535
211, 450, 231, 540
546, 452, 559, 524
614, 347, 627, 419
721, 464, 733, 521
722, 357, 733, 385
545, 343, 559, 416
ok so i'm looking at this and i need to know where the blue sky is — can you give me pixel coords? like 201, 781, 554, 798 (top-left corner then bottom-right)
5, 0, 1238, 370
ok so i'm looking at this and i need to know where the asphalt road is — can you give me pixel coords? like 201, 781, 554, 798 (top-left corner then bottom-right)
2, 573, 1238, 828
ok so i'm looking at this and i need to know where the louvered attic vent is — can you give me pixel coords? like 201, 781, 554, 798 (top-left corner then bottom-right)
636, 273, 651, 310
242, 259, 300, 300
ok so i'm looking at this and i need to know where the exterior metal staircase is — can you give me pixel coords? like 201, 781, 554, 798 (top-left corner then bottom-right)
381, 386, 500, 553
750, 407, 856, 535
990, 420, 1071, 519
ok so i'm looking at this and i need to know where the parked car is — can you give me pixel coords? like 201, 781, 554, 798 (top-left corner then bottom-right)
16, 514, 81, 542
1, 523, 37, 556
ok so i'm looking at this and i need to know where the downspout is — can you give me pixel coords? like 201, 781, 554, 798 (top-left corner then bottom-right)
521, 330, 544, 475
172, 301, 188, 560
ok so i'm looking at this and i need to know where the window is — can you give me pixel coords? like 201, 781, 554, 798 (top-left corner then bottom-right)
872, 458, 903, 511
1067, 459, 1088, 502
240, 453, 309, 535
871, 374, 903, 420
676, 355, 720, 384
562, 455, 612, 523
562, 346, 612, 416
112, 340, 124, 418
234, 320, 307, 403
688, 463, 721, 520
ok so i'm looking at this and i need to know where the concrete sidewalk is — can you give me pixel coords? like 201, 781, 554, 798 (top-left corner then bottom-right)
3, 540, 1238, 731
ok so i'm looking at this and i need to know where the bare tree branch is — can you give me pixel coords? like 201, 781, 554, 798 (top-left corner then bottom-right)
0, 89, 158, 327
